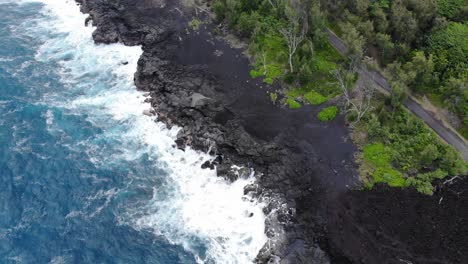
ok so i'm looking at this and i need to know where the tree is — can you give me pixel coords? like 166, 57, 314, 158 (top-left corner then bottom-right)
279, 0, 306, 73
430, 22, 468, 80
334, 61, 376, 124
375, 33, 394, 64
353, 0, 371, 16
370, 4, 389, 33
390, 81, 406, 108
237, 12, 261, 37
339, 22, 366, 59
403, 51, 435, 93
420, 144, 439, 166
442, 77, 467, 120
357, 20, 375, 43
390, 0, 418, 45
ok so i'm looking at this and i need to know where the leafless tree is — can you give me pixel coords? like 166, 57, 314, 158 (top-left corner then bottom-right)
279, 1, 306, 73
334, 60, 375, 125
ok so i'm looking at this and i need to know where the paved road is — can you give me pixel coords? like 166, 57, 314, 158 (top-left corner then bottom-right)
326, 29, 468, 161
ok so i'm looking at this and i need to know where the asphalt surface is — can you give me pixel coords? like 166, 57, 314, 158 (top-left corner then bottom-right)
326, 29, 468, 161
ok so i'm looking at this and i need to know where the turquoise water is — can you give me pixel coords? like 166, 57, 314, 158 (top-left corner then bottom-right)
0, 1, 267, 263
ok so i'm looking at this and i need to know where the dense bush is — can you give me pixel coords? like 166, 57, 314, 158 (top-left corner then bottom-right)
360, 103, 467, 193
287, 98, 301, 109
304, 90, 327, 105
436, 0, 466, 19
318, 106, 338, 121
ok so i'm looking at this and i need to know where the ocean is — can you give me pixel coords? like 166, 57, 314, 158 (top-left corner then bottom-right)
0, 0, 267, 263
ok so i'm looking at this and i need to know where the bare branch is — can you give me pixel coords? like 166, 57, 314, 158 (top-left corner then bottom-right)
279, 1, 305, 73
334, 62, 375, 126
444, 176, 461, 185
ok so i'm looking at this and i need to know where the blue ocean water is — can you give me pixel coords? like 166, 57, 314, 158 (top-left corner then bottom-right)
0, 1, 267, 263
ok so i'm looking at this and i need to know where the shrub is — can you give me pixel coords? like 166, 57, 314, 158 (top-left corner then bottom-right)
363, 143, 391, 167
237, 12, 261, 37
318, 106, 338, 121
270, 92, 278, 104
287, 98, 301, 109
263, 77, 274, 85
188, 19, 203, 30
373, 167, 407, 187
436, 0, 465, 19
250, 69, 262, 78
406, 169, 449, 195
212, 0, 227, 21
363, 143, 407, 188
304, 90, 328, 105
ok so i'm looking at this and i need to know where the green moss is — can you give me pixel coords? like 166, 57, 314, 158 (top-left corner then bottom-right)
318, 106, 338, 121
304, 90, 328, 105
426, 93, 445, 108
287, 98, 301, 109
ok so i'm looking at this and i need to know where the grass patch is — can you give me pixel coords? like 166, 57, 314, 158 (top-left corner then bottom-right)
314, 45, 341, 73
363, 143, 407, 188
363, 143, 391, 167
318, 106, 338, 121
287, 98, 301, 109
249, 34, 286, 81
373, 167, 407, 187
426, 93, 445, 108
304, 90, 328, 105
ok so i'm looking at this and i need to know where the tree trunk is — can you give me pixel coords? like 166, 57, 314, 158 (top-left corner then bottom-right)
289, 54, 294, 73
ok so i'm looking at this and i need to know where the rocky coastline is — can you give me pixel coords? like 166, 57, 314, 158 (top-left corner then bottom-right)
74, 0, 468, 263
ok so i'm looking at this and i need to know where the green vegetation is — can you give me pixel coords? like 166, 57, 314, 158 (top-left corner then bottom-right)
212, 0, 343, 103
362, 143, 406, 188
287, 98, 301, 109
318, 106, 338, 121
188, 18, 203, 30
356, 98, 467, 193
323, 0, 468, 139
210, 0, 467, 195
304, 90, 327, 105
436, 0, 467, 19
270, 92, 278, 104
320, 0, 467, 193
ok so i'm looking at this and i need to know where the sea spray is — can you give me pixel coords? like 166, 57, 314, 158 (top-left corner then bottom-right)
20, 0, 272, 262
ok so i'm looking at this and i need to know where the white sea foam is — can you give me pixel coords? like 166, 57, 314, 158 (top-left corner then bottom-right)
20, 0, 269, 262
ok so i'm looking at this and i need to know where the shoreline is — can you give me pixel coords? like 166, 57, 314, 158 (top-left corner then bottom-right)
74, 0, 468, 263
